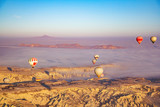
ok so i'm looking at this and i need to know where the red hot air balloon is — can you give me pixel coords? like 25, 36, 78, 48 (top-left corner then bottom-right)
136, 36, 143, 44
92, 59, 96, 64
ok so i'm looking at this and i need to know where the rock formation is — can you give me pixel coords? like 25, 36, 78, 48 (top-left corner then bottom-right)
0, 78, 160, 107
19, 43, 124, 49
0, 66, 160, 107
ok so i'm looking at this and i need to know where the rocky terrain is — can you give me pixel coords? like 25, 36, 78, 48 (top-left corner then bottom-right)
0, 77, 160, 107
0, 64, 116, 83
0, 65, 160, 107
19, 43, 124, 49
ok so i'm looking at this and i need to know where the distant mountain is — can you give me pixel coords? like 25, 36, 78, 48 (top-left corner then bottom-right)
33, 35, 55, 39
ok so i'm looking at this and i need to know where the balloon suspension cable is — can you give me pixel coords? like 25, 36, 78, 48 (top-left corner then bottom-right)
140, 44, 142, 48
153, 42, 160, 49
137, 42, 142, 48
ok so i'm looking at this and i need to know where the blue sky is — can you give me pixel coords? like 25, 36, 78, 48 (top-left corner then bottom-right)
0, 0, 160, 37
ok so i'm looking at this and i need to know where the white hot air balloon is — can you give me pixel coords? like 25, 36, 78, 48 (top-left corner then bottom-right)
3, 78, 10, 83
94, 67, 103, 78
28, 58, 38, 68
94, 55, 99, 60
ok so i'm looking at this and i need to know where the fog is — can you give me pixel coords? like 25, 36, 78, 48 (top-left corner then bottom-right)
0, 36, 160, 79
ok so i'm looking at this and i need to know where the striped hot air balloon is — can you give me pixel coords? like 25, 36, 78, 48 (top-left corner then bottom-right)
28, 58, 38, 68
136, 36, 143, 44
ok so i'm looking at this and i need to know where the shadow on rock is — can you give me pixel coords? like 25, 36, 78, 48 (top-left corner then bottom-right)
44, 71, 49, 75
7, 67, 12, 71
40, 82, 51, 90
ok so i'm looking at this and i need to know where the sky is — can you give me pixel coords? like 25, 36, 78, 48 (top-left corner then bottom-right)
0, 0, 160, 37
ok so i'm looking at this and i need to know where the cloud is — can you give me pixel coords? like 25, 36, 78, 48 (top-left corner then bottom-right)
13, 15, 22, 19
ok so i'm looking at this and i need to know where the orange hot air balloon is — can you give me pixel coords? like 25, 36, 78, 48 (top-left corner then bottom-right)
92, 59, 96, 64
136, 36, 143, 44
28, 58, 38, 68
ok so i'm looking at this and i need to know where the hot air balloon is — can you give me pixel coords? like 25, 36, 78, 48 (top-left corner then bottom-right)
136, 36, 143, 44
94, 55, 99, 60
28, 58, 38, 68
150, 36, 157, 44
92, 59, 96, 64
3, 78, 10, 83
94, 67, 103, 78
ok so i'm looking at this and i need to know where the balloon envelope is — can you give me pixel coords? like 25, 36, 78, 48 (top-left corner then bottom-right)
150, 36, 157, 44
94, 55, 99, 60
136, 36, 143, 44
92, 59, 96, 64
28, 58, 38, 68
3, 78, 10, 83
94, 67, 103, 78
